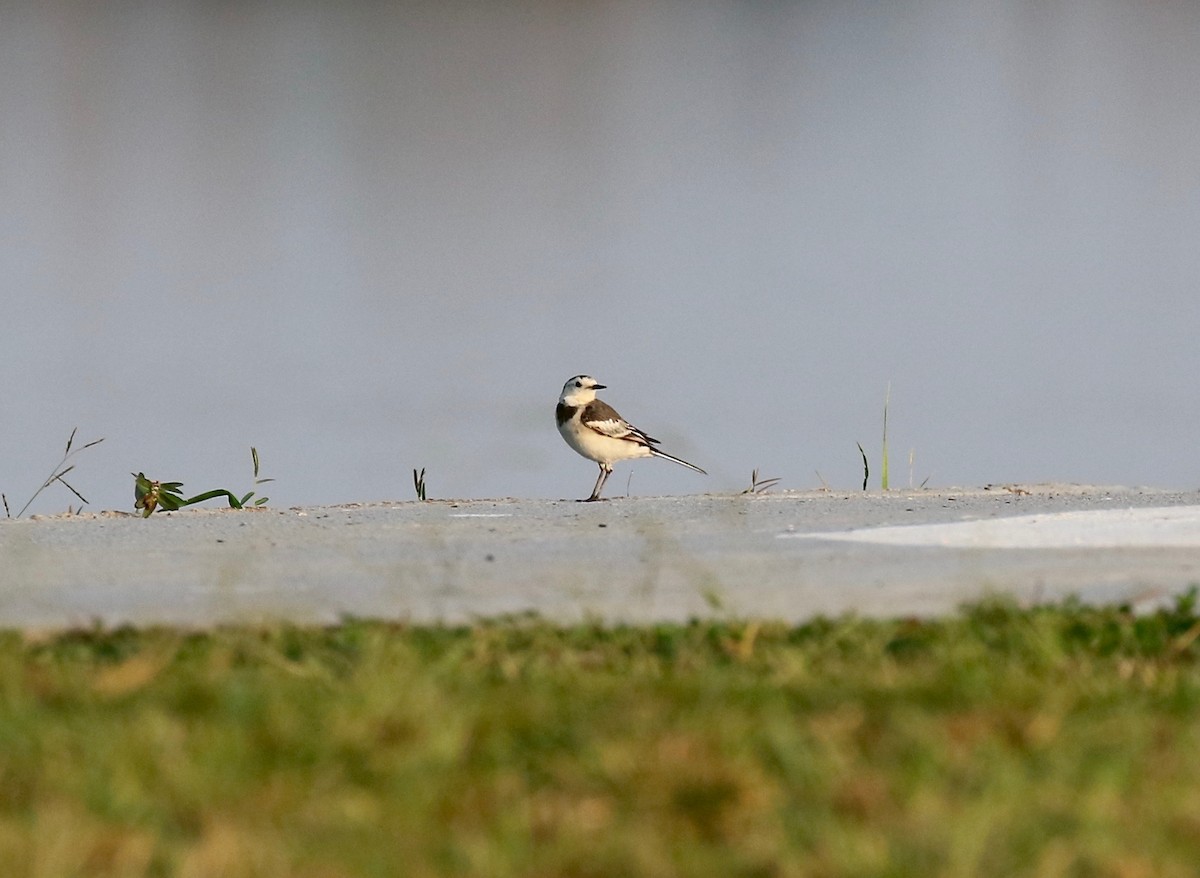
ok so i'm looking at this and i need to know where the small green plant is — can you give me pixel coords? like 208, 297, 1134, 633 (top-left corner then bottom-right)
857, 383, 893, 491
413, 467, 427, 501
248, 446, 273, 503
133, 447, 273, 517
740, 469, 781, 494
4, 428, 104, 518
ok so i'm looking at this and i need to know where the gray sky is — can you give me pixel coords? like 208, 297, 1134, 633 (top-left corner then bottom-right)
3, 0, 1199, 514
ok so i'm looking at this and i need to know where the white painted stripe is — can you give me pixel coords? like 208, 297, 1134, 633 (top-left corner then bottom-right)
778, 506, 1200, 549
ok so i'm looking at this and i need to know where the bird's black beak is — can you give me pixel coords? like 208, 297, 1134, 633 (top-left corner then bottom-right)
593, 384, 606, 390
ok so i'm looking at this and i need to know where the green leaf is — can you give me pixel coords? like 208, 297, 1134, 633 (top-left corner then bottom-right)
157, 493, 185, 511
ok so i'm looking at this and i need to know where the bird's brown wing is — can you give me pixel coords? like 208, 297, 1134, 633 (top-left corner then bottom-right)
580, 399, 658, 446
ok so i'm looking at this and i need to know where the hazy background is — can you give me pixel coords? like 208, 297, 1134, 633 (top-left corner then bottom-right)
3, 0, 1199, 514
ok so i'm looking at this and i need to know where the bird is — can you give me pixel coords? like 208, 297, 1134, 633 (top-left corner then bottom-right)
556, 374, 706, 501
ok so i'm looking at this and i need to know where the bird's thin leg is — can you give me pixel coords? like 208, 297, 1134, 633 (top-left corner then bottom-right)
584, 463, 611, 502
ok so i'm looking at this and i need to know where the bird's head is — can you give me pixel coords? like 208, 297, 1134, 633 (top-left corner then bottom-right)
559, 374, 605, 406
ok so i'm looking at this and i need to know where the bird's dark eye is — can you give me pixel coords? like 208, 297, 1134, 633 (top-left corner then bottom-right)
574, 380, 582, 388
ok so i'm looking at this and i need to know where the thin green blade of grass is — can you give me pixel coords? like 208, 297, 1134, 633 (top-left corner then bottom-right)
881, 381, 890, 491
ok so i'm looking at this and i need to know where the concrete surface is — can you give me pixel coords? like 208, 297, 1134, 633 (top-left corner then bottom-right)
2, 485, 1199, 629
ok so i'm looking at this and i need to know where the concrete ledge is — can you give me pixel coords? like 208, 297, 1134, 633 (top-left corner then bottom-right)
2, 485, 1198, 629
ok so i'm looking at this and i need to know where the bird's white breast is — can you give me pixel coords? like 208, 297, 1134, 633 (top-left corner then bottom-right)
559, 412, 652, 465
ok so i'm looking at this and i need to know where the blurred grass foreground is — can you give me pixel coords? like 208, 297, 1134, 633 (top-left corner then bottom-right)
3, 596, 1200, 877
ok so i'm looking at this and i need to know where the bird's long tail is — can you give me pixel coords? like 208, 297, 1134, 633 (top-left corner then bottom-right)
649, 448, 707, 475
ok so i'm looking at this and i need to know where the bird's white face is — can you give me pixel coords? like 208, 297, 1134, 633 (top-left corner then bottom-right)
559, 374, 604, 406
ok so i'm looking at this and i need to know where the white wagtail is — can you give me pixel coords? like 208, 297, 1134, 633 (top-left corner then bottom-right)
556, 375, 707, 501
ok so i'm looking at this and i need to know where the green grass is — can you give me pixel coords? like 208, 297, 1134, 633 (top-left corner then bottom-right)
3, 595, 1200, 877
881, 382, 890, 491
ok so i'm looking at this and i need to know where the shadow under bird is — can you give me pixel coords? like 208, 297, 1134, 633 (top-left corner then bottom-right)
555, 374, 707, 501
